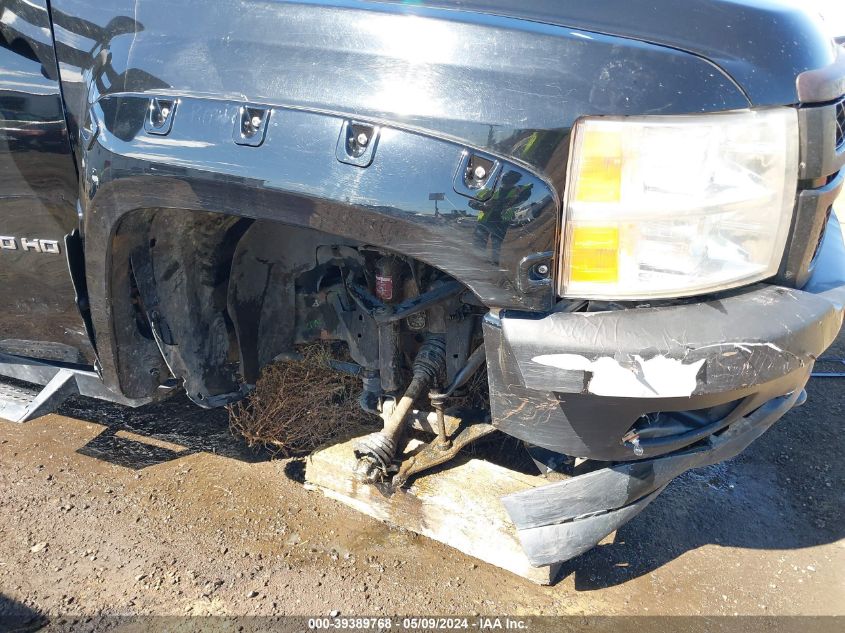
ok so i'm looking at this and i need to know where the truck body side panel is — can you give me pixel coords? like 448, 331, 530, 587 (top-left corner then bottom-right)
0, 0, 92, 364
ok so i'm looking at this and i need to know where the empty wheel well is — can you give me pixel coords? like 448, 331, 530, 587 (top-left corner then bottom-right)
110, 208, 486, 406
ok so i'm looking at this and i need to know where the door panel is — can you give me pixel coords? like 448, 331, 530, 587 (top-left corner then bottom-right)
0, 0, 92, 364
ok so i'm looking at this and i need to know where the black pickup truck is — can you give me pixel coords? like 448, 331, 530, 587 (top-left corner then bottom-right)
1, 0, 844, 568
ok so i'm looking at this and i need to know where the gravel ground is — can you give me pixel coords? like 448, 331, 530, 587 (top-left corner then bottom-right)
1, 331, 843, 629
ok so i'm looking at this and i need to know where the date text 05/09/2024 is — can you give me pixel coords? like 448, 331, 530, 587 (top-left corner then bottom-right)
307, 617, 530, 630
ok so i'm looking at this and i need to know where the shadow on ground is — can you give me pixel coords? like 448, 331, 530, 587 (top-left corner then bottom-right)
59, 392, 271, 470
0, 593, 46, 633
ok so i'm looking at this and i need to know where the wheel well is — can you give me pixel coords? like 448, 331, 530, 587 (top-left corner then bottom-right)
110, 208, 484, 406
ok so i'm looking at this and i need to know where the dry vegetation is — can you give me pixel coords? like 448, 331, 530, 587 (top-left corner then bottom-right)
228, 343, 374, 456
229, 341, 494, 460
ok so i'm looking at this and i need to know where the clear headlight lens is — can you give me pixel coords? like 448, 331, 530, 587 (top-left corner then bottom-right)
559, 108, 799, 300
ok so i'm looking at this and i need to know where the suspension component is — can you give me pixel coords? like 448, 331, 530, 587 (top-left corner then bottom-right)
392, 421, 496, 488
375, 256, 402, 394
392, 345, 490, 487
354, 335, 447, 482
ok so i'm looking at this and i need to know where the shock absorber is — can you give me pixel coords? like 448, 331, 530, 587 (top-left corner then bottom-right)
375, 256, 402, 394
354, 334, 447, 482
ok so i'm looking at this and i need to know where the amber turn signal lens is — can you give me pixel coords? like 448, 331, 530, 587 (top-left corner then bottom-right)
567, 225, 619, 283
573, 130, 622, 203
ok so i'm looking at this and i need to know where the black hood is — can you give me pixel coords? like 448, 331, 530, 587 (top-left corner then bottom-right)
375, 0, 839, 105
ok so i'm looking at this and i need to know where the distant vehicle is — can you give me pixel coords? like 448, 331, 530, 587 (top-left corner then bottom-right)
1, 0, 844, 568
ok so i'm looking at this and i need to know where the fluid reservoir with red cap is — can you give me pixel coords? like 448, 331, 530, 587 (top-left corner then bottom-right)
375, 256, 399, 303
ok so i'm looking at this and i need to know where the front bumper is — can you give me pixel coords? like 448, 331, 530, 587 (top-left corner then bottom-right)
485, 211, 845, 567
502, 389, 803, 566
486, 209, 845, 462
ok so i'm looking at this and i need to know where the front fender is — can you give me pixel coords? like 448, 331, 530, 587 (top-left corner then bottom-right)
53, 0, 748, 191
82, 95, 558, 398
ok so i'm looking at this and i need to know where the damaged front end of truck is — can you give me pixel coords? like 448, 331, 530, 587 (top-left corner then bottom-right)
2, 0, 845, 571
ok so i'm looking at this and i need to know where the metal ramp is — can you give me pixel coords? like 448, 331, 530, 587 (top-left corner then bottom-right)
0, 352, 153, 423
0, 369, 79, 423
0, 380, 41, 422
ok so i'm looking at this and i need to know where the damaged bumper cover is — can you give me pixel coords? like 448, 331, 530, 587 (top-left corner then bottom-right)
502, 389, 802, 566
485, 212, 845, 567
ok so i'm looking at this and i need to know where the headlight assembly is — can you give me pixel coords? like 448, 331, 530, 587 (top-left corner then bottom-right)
559, 108, 799, 300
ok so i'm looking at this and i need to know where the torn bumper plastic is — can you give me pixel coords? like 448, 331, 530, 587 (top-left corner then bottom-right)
485, 212, 845, 567
502, 389, 803, 566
